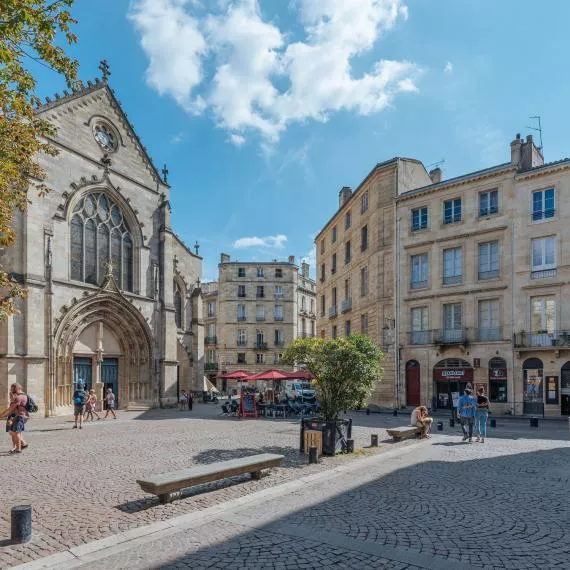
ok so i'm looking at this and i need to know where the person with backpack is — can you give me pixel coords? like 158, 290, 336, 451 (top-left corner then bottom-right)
72, 383, 88, 429
456, 387, 477, 443
0, 383, 31, 454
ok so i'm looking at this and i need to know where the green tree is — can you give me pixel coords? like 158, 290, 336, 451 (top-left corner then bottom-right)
0, 0, 78, 318
282, 335, 383, 422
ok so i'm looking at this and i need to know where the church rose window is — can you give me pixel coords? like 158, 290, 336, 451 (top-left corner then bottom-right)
93, 122, 118, 152
70, 192, 133, 291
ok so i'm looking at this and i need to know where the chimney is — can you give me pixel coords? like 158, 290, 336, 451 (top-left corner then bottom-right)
429, 167, 442, 184
301, 261, 309, 278
220, 253, 230, 263
519, 133, 544, 171
288, 255, 295, 265
510, 133, 522, 166
339, 186, 352, 208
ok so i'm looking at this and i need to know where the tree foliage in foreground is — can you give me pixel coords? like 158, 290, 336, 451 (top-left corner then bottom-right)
282, 335, 384, 422
0, 0, 78, 317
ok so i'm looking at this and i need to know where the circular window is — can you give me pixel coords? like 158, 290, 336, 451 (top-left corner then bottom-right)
93, 122, 118, 152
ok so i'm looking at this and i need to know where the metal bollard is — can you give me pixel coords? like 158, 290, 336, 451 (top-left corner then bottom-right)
530, 417, 539, 428
366, 408, 370, 416
371, 434, 379, 447
490, 418, 496, 428
346, 439, 354, 453
11, 505, 32, 543
449, 418, 455, 428
309, 446, 319, 464
437, 421, 443, 431
393, 409, 398, 417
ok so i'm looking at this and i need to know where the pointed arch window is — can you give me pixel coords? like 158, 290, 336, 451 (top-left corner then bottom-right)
70, 192, 133, 291
174, 286, 183, 329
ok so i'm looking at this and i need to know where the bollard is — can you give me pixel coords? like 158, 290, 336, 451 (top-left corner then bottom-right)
490, 418, 496, 428
437, 421, 443, 431
371, 434, 379, 447
393, 409, 398, 417
11, 505, 32, 544
309, 446, 319, 464
366, 408, 370, 416
449, 418, 455, 428
346, 439, 354, 453
530, 417, 539, 428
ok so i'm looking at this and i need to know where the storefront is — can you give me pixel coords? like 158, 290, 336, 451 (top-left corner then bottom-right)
560, 362, 570, 416
523, 358, 544, 415
489, 357, 507, 403
433, 359, 473, 410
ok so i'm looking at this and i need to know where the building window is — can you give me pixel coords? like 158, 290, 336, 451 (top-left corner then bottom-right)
410, 253, 428, 289
70, 192, 134, 291
443, 247, 462, 285
360, 266, 369, 296
478, 241, 499, 280
301, 296, 306, 310
361, 313, 369, 335
275, 268, 283, 278
332, 325, 337, 339
256, 285, 265, 298
275, 285, 283, 298
320, 263, 325, 282
208, 302, 216, 317
256, 329, 265, 346
479, 190, 498, 216
237, 329, 247, 346
257, 267, 264, 278
238, 284, 246, 297
443, 198, 462, 224
411, 207, 428, 231
174, 286, 182, 329
238, 267, 246, 277
361, 191, 369, 214
532, 188, 555, 221
237, 352, 246, 364
410, 307, 429, 344
274, 329, 283, 346
531, 236, 556, 278
256, 305, 265, 321
345, 211, 351, 230
478, 299, 500, 341
345, 320, 351, 336
320, 295, 325, 316
274, 304, 283, 321
531, 297, 555, 338
489, 357, 507, 403
331, 253, 337, 274
442, 303, 462, 342
207, 349, 215, 364
310, 298, 314, 313
237, 303, 246, 321
256, 353, 265, 364
345, 241, 351, 264
361, 225, 368, 252
332, 226, 337, 243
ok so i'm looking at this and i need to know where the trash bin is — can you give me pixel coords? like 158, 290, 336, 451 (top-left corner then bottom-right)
490, 418, 496, 428
530, 417, 539, 428
436, 421, 443, 431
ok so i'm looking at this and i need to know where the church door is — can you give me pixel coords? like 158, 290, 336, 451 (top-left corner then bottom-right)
406, 361, 421, 407
73, 357, 93, 390
102, 358, 119, 409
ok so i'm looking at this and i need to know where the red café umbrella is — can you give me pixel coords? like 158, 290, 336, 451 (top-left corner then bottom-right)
217, 369, 251, 380
284, 370, 314, 380
247, 369, 290, 381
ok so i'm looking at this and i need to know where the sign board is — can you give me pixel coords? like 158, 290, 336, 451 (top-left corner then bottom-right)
490, 368, 507, 379
240, 393, 257, 418
546, 376, 559, 405
434, 368, 474, 382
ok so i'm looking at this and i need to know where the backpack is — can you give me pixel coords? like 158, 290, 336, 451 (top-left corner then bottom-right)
74, 391, 87, 406
26, 394, 39, 413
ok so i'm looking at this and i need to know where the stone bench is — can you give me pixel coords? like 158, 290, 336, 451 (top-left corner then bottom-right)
137, 453, 284, 504
386, 426, 422, 442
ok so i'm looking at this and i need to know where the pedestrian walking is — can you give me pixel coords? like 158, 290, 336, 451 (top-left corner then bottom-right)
178, 390, 188, 411
188, 391, 193, 411
456, 387, 477, 442
104, 388, 117, 419
475, 386, 490, 443
0, 383, 30, 453
84, 389, 101, 422
72, 384, 88, 429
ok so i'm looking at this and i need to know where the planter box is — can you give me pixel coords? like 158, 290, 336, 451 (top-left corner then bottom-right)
300, 417, 352, 456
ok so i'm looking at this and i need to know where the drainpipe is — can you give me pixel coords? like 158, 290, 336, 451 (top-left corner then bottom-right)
46, 234, 55, 416
510, 187, 516, 414
394, 161, 401, 409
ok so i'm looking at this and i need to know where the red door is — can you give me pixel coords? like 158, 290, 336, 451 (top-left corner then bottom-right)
406, 361, 421, 406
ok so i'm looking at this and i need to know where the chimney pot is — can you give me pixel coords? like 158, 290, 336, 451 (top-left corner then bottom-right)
429, 167, 442, 183
338, 186, 353, 208
220, 253, 230, 263
288, 255, 295, 264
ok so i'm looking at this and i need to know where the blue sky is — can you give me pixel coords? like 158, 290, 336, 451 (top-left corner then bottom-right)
32, 0, 570, 280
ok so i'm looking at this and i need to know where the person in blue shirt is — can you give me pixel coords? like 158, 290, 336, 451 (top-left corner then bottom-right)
456, 387, 477, 442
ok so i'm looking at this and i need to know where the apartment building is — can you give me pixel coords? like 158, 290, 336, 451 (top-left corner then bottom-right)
315, 159, 433, 407
317, 134, 570, 416
215, 254, 315, 387
202, 281, 219, 384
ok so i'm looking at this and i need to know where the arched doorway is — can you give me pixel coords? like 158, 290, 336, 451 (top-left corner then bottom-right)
433, 358, 473, 409
488, 357, 507, 403
561, 362, 570, 415
406, 360, 421, 406
523, 358, 543, 415
52, 284, 153, 414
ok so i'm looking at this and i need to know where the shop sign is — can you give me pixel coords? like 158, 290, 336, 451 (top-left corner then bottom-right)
489, 368, 507, 379
546, 376, 559, 405
434, 368, 473, 382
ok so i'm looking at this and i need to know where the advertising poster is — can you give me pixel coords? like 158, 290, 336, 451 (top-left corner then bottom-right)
546, 376, 559, 404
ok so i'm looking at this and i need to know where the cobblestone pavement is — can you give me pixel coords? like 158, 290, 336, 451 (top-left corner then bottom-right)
0, 404, 395, 568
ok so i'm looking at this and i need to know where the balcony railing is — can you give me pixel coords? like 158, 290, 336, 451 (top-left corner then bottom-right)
410, 280, 427, 290
205, 336, 217, 345
479, 269, 500, 280
476, 327, 501, 342
341, 298, 352, 313
204, 363, 218, 371
407, 327, 505, 346
479, 206, 498, 217
409, 330, 430, 345
531, 268, 557, 280
256, 315, 266, 321
274, 340, 285, 346
443, 275, 462, 286
514, 330, 570, 348
237, 315, 247, 321
236, 340, 247, 346
254, 342, 268, 350
207, 312, 216, 318
275, 293, 284, 298
435, 328, 467, 345
328, 305, 337, 319
238, 292, 247, 298
256, 293, 265, 298
274, 315, 284, 321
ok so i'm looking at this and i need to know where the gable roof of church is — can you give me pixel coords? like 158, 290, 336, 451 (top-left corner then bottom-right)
35, 77, 167, 187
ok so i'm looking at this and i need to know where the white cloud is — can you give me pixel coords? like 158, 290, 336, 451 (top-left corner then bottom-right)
233, 234, 288, 249
129, 0, 419, 143
170, 131, 185, 144
228, 133, 246, 146
444, 61, 453, 74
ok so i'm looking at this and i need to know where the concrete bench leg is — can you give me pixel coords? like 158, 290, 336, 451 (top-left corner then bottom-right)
250, 471, 262, 480
159, 493, 173, 504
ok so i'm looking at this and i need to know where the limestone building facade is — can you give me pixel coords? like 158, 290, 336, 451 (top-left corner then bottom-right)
297, 262, 317, 339
0, 75, 204, 415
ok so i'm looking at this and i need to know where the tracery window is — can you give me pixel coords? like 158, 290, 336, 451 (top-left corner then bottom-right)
174, 286, 182, 329
70, 192, 133, 291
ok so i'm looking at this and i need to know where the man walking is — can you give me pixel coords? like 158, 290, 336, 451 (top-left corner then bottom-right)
104, 388, 117, 419
72, 383, 87, 429
456, 387, 477, 442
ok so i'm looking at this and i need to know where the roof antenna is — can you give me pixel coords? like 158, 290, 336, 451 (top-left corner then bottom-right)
526, 115, 543, 152
427, 158, 445, 169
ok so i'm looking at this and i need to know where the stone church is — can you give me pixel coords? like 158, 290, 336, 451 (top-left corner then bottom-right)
0, 70, 204, 415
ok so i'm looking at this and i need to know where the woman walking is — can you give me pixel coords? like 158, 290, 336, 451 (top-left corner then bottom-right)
104, 388, 117, 419
475, 386, 490, 443
0, 383, 29, 454
84, 389, 101, 421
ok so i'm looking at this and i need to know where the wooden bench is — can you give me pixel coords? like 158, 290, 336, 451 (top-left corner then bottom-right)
137, 453, 284, 504
387, 425, 422, 442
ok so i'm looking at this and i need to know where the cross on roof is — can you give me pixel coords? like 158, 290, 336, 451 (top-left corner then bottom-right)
162, 164, 169, 184
99, 59, 111, 81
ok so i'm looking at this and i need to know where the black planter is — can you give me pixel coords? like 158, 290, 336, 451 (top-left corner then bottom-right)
300, 417, 352, 456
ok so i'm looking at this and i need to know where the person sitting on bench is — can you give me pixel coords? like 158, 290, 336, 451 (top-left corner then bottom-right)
410, 405, 433, 438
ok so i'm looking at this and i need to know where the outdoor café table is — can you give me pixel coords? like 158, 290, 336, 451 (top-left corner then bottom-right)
272, 404, 288, 418
258, 404, 270, 417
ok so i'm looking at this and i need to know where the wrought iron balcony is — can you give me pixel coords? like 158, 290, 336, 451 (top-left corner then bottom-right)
410, 280, 428, 290
476, 327, 502, 342
274, 315, 284, 321
478, 269, 500, 280
254, 342, 268, 350
204, 363, 218, 371
531, 268, 557, 280
434, 328, 467, 345
443, 275, 462, 286
328, 305, 338, 319
236, 340, 247, 347
514, 330, 570, 348
409, 330, 430, 345
237, 315, 247, 321
205, 336, 217, 345
256, 315, 266, 321
341, 298, 352, 313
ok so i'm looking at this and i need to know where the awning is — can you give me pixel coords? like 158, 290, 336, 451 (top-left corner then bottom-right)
203, 377, 220, 392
